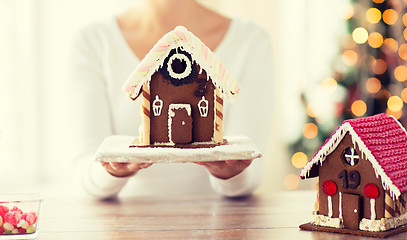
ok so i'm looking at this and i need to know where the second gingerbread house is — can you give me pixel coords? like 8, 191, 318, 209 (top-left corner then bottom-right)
300, 113, 407, 235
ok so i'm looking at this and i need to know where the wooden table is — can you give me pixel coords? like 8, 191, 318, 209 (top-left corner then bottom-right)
37, 191, 407, 239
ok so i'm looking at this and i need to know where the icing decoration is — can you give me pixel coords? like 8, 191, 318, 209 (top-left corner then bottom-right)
122, 26, 240, 100
301, 113, 407, 200
360, 212, 407, 231
152, 96, 163, 116
344, 147, 359, 166
328, 196, 333, 218
364, 183, 379, 199
168, 104, 191, 144
167, 53, 192, 79
160, 48, 198, 86
339, 192, 343, 219
370, 198, 376, 220
322, 180, 337, 196
312, 215, 342, 228
198, 96, 209, 117
322, 180, 336, 218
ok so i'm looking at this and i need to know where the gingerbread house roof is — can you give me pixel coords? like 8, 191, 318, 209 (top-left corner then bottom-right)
300, 113, 407, 200
122, 26, 240, 101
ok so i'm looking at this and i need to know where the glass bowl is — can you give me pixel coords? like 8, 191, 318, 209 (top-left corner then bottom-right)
0, 194, 42, 239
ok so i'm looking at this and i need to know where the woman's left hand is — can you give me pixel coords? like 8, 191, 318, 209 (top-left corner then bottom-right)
195, 160, 253, 179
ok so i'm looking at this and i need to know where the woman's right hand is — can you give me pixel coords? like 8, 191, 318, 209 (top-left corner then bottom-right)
101, 162, 153, 178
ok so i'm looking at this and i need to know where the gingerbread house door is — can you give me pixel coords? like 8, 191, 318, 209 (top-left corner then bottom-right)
342, 193, 361, 230
168, 104, 192, 144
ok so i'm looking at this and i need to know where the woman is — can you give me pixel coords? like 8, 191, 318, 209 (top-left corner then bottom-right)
70, 0, 273, 199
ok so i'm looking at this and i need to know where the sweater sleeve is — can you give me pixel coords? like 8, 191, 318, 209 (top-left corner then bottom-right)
68, 26, 128, 199
214, 21, 273, 197
208, 157, 263, 197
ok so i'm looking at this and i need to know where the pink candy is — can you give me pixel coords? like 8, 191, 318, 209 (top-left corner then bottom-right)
4, 211, 21, 226
0, 205, 9, 219
21, 212, 37, 225
10, 206, 22, 214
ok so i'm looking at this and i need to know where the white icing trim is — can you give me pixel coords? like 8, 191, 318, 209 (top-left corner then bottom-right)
370, 198, 376, 220
312, 215, 342, 228
328, 196, 333, 218
300, 122, 402, 200
152, 95, 163, 116
167, 53, 192, 79
198, 96, 209, 117
359, 212, 407, 232
168, 104, 191, 144
339, 192, 343, 220
122, 26, 240, 101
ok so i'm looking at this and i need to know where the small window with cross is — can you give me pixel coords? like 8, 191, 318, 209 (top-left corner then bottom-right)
343, 147, 359, 166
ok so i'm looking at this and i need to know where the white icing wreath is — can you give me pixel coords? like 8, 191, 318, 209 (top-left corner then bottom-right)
167, 53, 192, 79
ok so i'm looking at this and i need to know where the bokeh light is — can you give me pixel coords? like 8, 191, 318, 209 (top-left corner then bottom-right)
383, 38, 399, 52
351, 100, 367, 116
303, 123, 318, 139
371, 59, 387, 75
366, 8, 381, 24
376, 89, 391, 99
366, 77, 381, 93
352, 27, 369, 44
394, 65, 407, 81
343, 4, 354, 20
401, 88, 407, 103
320, 77, 338, 93
306, 104, 317, 118
372, 0, 384, 3
368, 32, 383, 48
398, 43, 407, 60
383, 9, 398, 25
404, 28, 407, 41
284, 174, 300, 190
291, 152, 308, 169
388, 96, 404, 112
342, 50, 358, 65
386, 109, 403, 119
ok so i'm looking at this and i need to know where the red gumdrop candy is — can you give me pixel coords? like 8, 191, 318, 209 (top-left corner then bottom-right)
0, 226, 4, 235
18, 227, 27, 234
322, 180, 337, 196
0, 205, 9, 218
10, 206, 23, 214
4, 211, 22, 226
22, 212, 37, 225
364, 183, 379, 199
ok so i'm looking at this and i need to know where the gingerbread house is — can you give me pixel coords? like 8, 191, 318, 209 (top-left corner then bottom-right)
300, 113, 407, 235
122, 26, 240, 146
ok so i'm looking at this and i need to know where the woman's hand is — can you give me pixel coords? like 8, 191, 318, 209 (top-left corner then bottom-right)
196, 160, 253, 180
101, 162, 153, 178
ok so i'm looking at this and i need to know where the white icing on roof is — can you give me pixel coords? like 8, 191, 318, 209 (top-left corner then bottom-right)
122, 26, 240, 101
300, 115, 407, 200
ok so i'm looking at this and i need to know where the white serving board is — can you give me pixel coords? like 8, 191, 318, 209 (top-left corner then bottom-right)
95, 135, 262, 163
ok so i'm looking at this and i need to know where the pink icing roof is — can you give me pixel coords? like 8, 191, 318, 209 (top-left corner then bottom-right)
300, 113, 407, 199
122, 26, 240, 101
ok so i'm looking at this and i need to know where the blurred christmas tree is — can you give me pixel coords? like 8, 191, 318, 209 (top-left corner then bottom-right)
290, 0, 407, 176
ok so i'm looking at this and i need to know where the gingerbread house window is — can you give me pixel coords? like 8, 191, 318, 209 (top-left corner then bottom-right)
167, 53, 192, 80
343, 147, 359, 166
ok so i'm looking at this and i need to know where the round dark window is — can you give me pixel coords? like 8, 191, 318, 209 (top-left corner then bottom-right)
343, 147, 359, 166
160, 48, 198, 86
